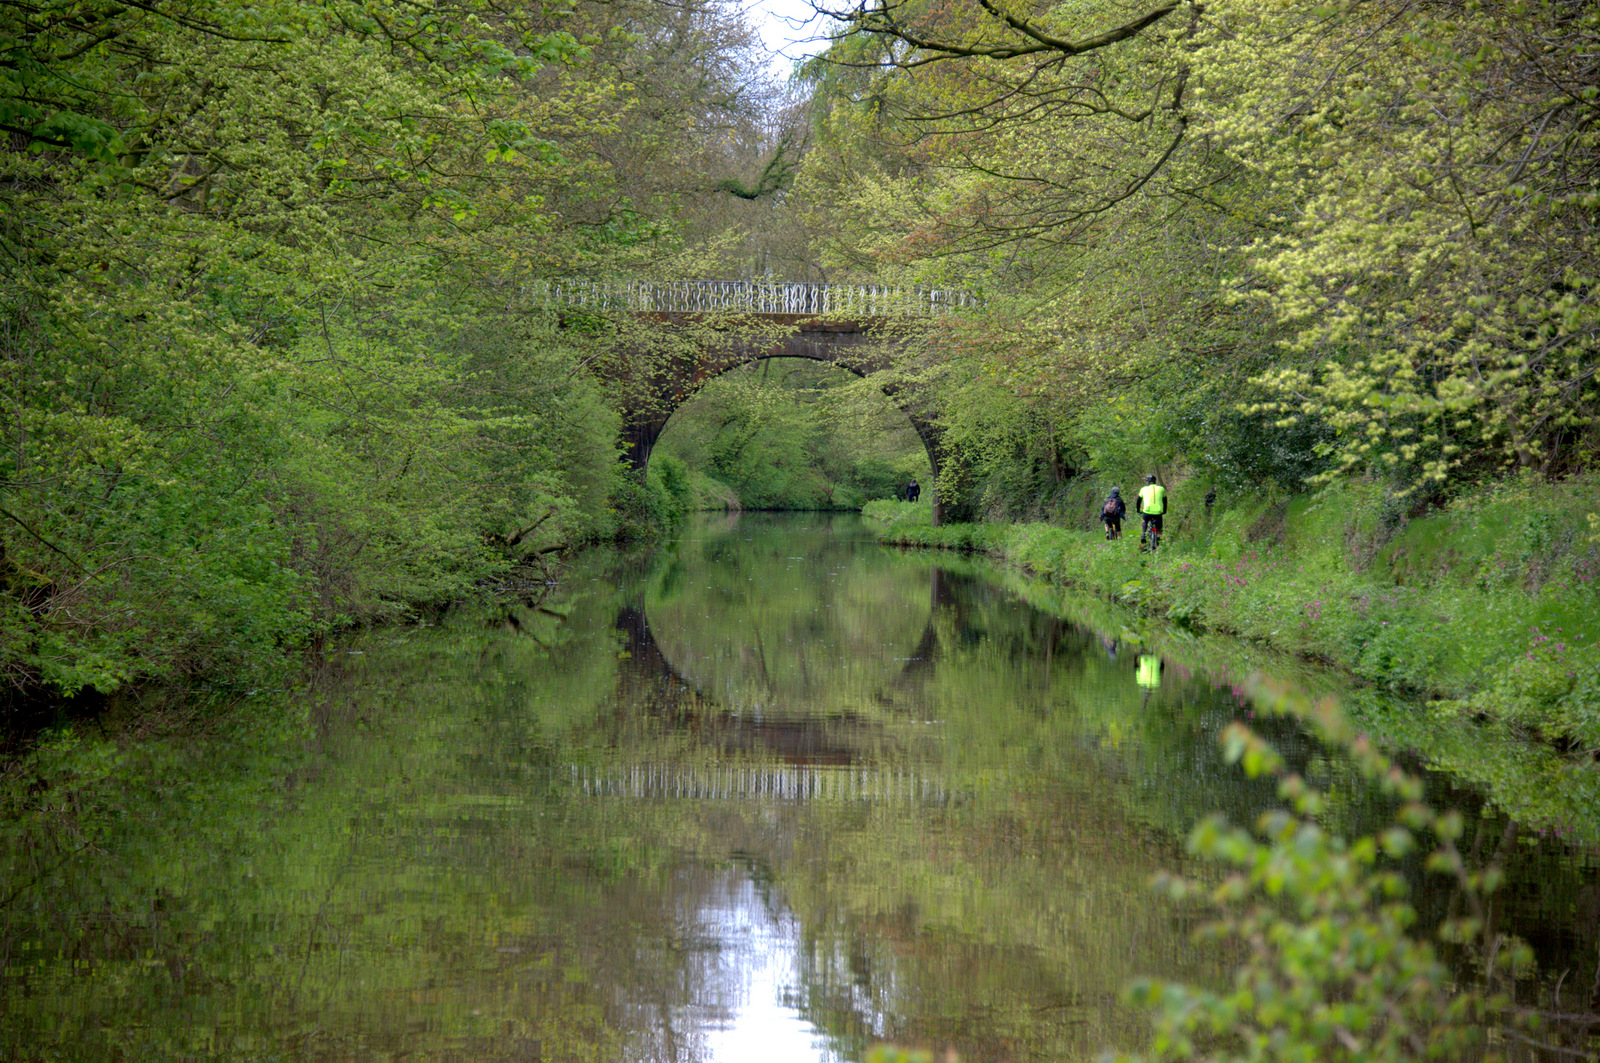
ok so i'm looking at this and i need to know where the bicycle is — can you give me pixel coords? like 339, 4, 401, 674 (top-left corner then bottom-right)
1141, 514, 1163, 552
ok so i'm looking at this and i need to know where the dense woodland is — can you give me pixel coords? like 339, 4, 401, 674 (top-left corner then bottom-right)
2, 0, 1596, 702
3, 1, 1599, 1056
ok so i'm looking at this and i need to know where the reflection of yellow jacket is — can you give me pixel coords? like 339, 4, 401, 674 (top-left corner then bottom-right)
1138, 483, 1166, 515
1137, 654, 1163, 689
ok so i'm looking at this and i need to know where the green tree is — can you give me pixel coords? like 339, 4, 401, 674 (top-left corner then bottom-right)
1206, 0, 1600, 485
0, 0, 782, 698
654, 359, 931, 509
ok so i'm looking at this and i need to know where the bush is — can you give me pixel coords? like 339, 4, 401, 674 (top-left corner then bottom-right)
610, 467, 680, 541
651, 454, 693, 526
1121, 688, 1544, 1063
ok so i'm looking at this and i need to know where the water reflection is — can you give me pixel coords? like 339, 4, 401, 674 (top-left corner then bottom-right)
1, 512, 1594, 1062
643, 515, 941, 715
696, 876, 840, 1063
583, 514, 1238, 1059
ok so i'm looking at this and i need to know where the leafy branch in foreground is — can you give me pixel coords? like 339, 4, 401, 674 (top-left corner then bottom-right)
1121, 682, 1597, 1062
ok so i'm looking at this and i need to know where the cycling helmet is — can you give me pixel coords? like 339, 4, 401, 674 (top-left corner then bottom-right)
1110, 486, 1120, 496
1146, 474, 1157, 484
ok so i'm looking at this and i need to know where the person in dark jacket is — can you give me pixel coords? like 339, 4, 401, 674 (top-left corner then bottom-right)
1100, 486, 1126, 540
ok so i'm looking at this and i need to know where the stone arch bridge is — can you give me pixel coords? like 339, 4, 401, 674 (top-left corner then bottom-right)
533, 280, 977, 523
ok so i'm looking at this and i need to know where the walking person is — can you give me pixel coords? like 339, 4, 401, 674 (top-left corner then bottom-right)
1100, 486, 1126, 540
906, 478, 920, 503
1136, 474, 1167, 550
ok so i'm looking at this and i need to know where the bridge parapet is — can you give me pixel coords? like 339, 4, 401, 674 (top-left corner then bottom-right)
528, 279, 977, 317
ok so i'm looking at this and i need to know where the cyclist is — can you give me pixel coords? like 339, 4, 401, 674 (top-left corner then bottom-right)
1100, 486, 1126, 540
1136, 474, 1167, 550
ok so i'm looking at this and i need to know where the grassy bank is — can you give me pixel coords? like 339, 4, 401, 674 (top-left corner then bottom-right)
865, 477, 1600, 759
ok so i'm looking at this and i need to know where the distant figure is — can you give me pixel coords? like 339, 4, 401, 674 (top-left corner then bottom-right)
1100, 486, 1126, 540
1204, 486, 1217, 516
906, 478, 921, 503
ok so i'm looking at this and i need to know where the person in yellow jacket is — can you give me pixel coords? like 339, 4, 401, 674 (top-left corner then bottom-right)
1136, 474, 1167, 549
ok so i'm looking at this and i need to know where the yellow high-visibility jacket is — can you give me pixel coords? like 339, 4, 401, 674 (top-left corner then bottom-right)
1138, 483, 1166, 515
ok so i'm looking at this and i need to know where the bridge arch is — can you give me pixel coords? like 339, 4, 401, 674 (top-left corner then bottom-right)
613, 314, 947, 523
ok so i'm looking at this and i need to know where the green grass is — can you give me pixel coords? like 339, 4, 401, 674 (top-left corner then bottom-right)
862, 478, 1600, 757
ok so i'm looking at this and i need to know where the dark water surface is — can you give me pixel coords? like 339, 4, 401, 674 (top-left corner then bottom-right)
2, 512, 1594, 1061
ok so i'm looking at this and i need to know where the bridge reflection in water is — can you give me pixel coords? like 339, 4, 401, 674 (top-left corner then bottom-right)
587, 543, 971, 1063
572, 763, 952, 806
597, 562, 959, 808
574, 525, 1122, 1063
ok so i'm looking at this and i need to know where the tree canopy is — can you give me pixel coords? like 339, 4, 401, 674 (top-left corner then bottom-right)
785, 0, 1597, 512
0, 0, 793, 698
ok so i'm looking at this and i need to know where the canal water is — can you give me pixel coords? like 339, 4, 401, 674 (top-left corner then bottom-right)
1, 512, 1594, 1061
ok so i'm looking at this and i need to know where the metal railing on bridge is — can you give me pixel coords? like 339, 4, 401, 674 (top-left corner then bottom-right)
526, 279, 977, 316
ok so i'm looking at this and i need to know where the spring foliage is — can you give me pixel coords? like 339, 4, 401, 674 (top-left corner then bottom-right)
793, 0, 1598, 510
0, 0, 771, 697
1125, 691, 1540, 1063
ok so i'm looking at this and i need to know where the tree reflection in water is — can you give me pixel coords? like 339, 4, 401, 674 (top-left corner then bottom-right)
3, 512, 1593, 1063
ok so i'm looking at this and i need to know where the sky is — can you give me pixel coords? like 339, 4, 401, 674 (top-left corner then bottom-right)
745, 0, 837, 80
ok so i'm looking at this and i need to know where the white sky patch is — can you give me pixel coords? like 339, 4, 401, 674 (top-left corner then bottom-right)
696, 876, 844, 1063
745, 0, 836, 80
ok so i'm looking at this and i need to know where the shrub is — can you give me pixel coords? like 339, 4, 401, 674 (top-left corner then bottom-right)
1121, 688, 1550, 1063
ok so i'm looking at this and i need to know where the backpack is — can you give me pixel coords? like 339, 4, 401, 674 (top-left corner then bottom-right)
1102, 498, 1121, 520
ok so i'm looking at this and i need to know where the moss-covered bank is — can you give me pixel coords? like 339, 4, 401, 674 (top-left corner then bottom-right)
865, 476, 1600, 762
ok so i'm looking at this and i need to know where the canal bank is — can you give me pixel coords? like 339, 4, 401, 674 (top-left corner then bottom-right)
863, 482, 1600, 847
